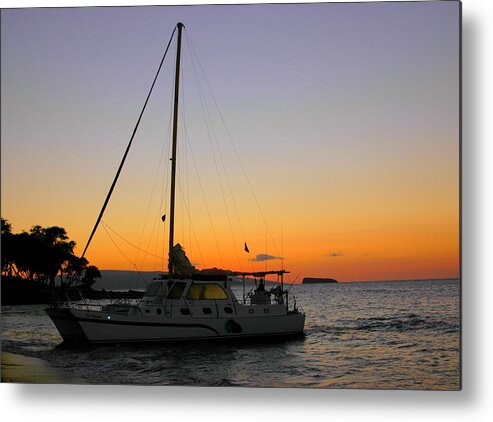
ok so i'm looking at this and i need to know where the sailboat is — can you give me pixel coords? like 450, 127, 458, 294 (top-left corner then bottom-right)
45, 23, 305, 344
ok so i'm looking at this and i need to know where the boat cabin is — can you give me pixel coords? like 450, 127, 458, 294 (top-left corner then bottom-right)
137, 277, 288, 319
142, 279, 229, 303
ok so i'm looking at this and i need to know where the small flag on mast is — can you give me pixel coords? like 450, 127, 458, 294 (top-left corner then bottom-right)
244, 242, 250, 253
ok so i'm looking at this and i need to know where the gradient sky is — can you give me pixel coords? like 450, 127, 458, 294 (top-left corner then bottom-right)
1, 2, 460, 282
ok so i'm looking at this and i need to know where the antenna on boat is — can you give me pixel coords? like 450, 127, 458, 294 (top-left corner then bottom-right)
281, 224, 284, 271
168, 22, 185, 277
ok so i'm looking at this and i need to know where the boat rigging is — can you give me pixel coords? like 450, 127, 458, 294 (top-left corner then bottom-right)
45, 23, 305, 344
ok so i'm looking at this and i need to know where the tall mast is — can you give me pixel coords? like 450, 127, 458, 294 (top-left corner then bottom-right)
168, 22, 184, 276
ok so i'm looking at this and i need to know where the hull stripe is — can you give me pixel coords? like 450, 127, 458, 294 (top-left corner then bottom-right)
79, 330, 304, 344
76, 317, 221, 335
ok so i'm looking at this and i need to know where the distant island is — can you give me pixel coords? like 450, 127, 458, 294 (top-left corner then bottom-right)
302, 277, 338, 284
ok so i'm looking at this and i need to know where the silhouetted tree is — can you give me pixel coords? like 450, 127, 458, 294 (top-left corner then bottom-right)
1, 218, 99, 289
62, 255, 89, 287
80, 265, 102, 287
26, 225, 76, 286
1, 218, 12, 235
10, 231, 40, 281
1, 218, 14, 276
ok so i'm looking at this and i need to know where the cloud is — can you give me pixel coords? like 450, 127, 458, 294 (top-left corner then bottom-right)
249, 253, 284, 262
326, 251, 344, 257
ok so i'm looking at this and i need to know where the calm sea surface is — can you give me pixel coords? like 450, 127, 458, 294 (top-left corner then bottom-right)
1, 279, 460, 390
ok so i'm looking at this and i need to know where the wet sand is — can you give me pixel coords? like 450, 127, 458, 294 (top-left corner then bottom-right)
1, 352, 80, 384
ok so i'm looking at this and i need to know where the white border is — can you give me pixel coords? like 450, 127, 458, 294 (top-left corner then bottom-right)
2, 0, 493, 421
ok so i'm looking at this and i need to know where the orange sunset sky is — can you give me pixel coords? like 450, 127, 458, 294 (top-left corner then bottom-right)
1, 3, 460, 282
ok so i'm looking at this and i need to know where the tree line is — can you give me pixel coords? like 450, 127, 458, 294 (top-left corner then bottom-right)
1, 218, 100, 288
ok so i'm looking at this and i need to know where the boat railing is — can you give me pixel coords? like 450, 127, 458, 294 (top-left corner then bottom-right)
49, 289, 140, 311
289, 293, 304, 314
235, 288, 300, 312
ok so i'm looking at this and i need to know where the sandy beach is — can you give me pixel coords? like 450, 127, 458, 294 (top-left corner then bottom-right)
1, 352, 80, 384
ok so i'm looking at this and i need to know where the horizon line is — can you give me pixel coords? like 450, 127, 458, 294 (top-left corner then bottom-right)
97, 269, 460, 284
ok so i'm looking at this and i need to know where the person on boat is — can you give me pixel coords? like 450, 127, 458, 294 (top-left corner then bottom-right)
256, 278, 265, 292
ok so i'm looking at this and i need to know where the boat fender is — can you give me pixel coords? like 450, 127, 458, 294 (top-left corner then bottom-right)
225, 319, 242, 334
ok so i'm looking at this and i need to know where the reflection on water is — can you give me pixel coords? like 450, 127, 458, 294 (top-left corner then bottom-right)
1, 279, 460, 389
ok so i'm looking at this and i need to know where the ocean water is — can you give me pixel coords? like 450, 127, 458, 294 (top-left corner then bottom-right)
1, 279, 460, 390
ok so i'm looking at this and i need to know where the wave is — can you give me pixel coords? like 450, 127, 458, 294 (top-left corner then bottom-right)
308, 314, 458, 334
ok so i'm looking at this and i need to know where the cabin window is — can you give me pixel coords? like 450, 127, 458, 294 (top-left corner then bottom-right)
156, 308, 162, 315
264, 308, 269, 313
167, 282, 187, 299
180, 308, 191, 315
248, 309, 254, 314
224, 307, 233, 314
202, 307, 212, 314
186, 283, 228, 300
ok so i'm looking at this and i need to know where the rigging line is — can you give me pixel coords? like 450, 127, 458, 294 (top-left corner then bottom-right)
81, 27, 177, 259
184, 32, 243, 223
184, 34, 246, 246
143, 146, 170, 272
178, 107, 193, 260
132, 118, 170, 276
101, 221, 166, 262
133, 69, 173, 270
133, 90, 174, 271
281, 224, 284, 272
146, 156, 168, 274
180, 61, 193, 259
186, 34, 254, 275
156, 89, 175, 272
135, 81, 175, 273
185, 41, 242, 271
179, 61, 187, 248
186, 32, 281, 257
176, 178, 206, 268
287, 275, 300, 293
265, 231, 268, 273
180, 112, 225, 269
100, 223, 148, 284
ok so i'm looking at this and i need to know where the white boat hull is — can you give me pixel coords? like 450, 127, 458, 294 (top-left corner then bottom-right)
46, 307, 305, 344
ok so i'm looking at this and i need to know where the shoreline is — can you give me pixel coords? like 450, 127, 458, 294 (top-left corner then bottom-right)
1, 351, 82, 384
